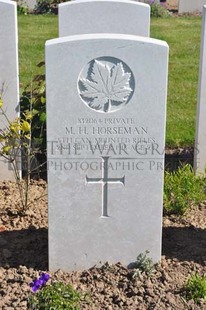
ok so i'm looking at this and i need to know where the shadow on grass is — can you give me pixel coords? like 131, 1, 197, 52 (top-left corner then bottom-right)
162, 226, 206, 264
0, 227, 48, 270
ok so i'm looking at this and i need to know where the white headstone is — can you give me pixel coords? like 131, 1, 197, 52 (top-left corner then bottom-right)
0, 0, 20, 181
179, 0, 206, 13
46, 33, 168, 271
18, 0, 36, 11
194, 6, 206, 174
59, 0, 150, 37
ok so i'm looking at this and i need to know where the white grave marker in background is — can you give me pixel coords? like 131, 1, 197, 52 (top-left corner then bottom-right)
59, 0, 150, 37
179, 0, 206, 14
0, 0, 19, 181
194, 6, 206, 174
18, 0, 36, 11
46, 33, 168, 271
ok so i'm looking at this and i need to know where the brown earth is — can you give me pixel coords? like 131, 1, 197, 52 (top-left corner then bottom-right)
0, 179, 206, 309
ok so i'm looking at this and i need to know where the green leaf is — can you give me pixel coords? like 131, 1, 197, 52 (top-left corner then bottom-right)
31, 109, 39, 116
41, 96, 46, 104
21, 120, 31, 132
40, 112, 46, 123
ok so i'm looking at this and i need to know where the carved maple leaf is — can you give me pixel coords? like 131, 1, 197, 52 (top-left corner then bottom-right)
80, 60, 132, 112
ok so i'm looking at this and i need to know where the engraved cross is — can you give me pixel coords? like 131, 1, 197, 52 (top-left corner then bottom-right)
86, 156, 125, 217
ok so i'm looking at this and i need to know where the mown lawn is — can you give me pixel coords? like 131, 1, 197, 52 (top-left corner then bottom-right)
18, 15, 202, 147
151, 16, 201, 146
18, 15, 58, 86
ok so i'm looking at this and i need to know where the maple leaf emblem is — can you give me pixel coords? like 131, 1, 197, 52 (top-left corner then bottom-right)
79, 60, 133, 112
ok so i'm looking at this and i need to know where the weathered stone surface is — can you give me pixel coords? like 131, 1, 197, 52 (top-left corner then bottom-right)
0, 0, 19, 181
179, 0, 206, 13
46, 33, 168, 271
194, 6, 206, 174
59, 0, 150, 37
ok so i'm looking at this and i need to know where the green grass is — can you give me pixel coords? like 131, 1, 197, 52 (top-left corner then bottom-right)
185, 274, 206, 302
151, 16, 201, 146
164, 164, 206, 215
18, 15, 58, 88
18, 15, 202, 146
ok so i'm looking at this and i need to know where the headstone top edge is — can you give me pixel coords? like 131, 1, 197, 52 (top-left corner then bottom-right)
59, 0, 150, 9
46, 33, 168, 49
0, 0, 16, 6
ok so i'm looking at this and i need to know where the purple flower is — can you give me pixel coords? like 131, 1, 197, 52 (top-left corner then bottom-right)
30, 279, 43, 292
39, 272, 50, 284
30, 273, 50, 293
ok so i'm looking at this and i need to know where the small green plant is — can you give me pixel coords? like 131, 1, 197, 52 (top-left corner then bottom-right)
185, 274, 206, 302
17, 1, 29, 15
133, 250, 155, 278
20, 62, 47, 170
142, 0, 171, 17
0, 90, 46, 213
0, 96, 33, 212
28, 281, 83, 310
164, 164, 206, 215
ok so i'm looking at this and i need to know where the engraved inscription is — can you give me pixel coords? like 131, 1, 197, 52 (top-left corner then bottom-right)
48, 119, 156, 157
78, 57, 134, 113
86, 156, 125, 217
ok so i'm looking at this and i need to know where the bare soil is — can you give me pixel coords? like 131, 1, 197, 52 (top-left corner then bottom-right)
0, 179, 206, 309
